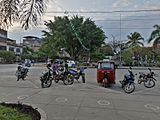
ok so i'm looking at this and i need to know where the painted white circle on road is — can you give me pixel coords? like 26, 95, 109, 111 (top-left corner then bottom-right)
97, 100, 110, 106
144, 104, 160, 111
17, 95, 29, 100
55, 97, 68, 103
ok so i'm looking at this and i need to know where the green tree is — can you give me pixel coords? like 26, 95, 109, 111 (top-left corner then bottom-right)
0, 0, 47, 29
148, 24, 160, 48
0, 51, 16, 63
126, 32, 144, 48
21, 46, 40, 61
41, 15, 106, 60
122, 49, 132, 66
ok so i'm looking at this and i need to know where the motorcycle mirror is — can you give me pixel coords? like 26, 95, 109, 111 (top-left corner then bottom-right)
148, 68, 151, 71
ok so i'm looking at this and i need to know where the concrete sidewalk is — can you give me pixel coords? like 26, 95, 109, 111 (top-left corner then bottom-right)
0, 64, 160, 120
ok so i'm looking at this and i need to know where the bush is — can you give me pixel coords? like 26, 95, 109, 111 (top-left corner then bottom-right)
0, 51, 16, 63
122, 50, 132, 66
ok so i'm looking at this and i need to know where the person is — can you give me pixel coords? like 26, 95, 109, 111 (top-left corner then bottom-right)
52, 61, 59, 75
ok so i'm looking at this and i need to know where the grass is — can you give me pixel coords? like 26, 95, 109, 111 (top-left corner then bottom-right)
0, 105, 32, 120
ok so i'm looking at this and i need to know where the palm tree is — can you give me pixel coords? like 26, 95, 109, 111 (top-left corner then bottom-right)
0, 0, 47, 29
126, 32, 144, 48
126, 32, 144, 66
148, 24, 160, 49
148, 24, 160, 63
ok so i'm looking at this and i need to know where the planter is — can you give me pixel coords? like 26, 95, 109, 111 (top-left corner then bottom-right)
0, 102, 46, 120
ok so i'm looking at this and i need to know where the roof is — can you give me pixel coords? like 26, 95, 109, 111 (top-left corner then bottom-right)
23, 36, 40, 39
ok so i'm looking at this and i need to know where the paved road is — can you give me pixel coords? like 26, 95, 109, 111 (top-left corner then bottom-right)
0, 64, 160, 120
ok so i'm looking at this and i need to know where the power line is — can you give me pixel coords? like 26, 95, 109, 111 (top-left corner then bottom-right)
95, 18, 160, 21
102, 27, 154, 30
45, 9, 160, 14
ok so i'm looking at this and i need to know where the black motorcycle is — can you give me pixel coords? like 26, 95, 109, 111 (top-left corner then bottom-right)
120, 67, 135, 94
40, 65, 53, 88
16, 65, 29, 81
138, 68, 158, 88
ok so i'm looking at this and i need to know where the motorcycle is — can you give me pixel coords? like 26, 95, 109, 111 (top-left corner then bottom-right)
138, 68, 158, 88
16, 65, 29, 81
120, 67, 135, 94
40, 64, 53, 88
53, 67, 74, 85
67, 67, 87, 83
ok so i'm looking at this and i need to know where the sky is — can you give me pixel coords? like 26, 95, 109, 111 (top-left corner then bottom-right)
8, 0, 160, 46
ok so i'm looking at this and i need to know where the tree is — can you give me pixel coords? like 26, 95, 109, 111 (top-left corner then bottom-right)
126, 32, 144, 48
40, 15, 106, 60
122, 49, 132, 66
148, 24, 160, 49
0, 51, 16, 63
0, 0, 47, 29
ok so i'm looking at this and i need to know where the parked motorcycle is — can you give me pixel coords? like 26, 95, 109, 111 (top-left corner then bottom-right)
53, 67, 74, 85
67, 67, 87, 83
120, 67, 135, 94
40, 64, 53, 88
16, 65, 29, 81
138, 68, 158, 88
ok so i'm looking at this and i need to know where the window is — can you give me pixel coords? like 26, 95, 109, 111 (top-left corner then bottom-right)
0, 46, 6, 50
100, 62, 114, 69
9, 47, 14, 51
16, 48, 20, 52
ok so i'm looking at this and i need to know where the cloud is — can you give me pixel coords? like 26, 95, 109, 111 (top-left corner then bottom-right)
113, 0, 131, 8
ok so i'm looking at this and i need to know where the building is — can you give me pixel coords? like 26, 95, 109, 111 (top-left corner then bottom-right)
0, 28, 22, 55
23, 36, 41, 52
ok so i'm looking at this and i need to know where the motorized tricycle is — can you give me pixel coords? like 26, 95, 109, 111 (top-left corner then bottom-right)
97, 61, 116, 87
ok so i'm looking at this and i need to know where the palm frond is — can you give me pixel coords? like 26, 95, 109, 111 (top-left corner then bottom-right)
0, 0, 20, 29
137, 41, 144, 47
148, 25, 160, 43
20, 0, 48, 30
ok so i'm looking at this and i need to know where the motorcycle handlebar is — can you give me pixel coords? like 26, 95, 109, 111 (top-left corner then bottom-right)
148, 68, 151, 72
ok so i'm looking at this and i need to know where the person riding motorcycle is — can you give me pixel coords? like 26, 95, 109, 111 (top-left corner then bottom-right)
52, 61, 59, 75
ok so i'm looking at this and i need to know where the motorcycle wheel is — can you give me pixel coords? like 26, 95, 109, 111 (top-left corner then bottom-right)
63, 74, 74, 85
123, 83, 135, 94
41, 77, 52, 88
144, 78, 155, 88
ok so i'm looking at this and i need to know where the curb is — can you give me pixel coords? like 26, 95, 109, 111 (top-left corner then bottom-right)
117, 67, 160, 70
0, 101, 47, 120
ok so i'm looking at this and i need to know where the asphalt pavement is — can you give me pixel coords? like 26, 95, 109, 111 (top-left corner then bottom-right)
0, 64, 160, 120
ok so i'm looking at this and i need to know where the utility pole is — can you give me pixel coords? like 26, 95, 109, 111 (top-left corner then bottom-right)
119, 13, 122, 65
